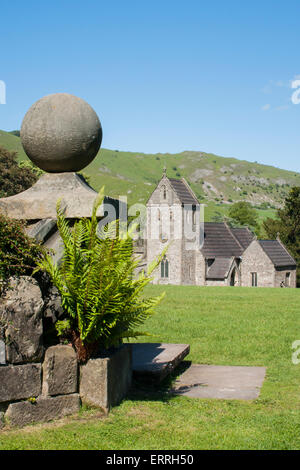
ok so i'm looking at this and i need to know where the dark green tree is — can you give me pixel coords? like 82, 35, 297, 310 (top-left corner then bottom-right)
228, 201, 260, 234
263, 187, 300, 285
0, 146, 38, 197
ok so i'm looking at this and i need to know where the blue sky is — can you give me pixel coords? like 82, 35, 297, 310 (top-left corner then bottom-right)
1, 0, 300, 171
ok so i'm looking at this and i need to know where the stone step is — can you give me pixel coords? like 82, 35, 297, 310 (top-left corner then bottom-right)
170, 364, 266, 400
132, 343, 190, 383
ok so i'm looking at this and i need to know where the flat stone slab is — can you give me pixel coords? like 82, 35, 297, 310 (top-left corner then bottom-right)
5, 394, 80, 428
0, 363, 41, 403
171, 364, 266, 400
132, 343, 190, 383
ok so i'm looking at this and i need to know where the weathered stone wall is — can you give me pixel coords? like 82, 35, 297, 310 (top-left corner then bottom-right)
205, 279, 227, 287
146, 182, 183, 285
146, 178, 203, 285
274, 267, 297, 288
241, 241, 275, 287
181, 249, 196, 284
0, 276, 131, 429
0, 277, 80, 428
195, 251, 206, 286
146, 230, 182, 284
181, 206, 202, 285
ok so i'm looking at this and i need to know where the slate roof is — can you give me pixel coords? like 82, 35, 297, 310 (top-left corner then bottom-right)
206, 257, 234, 279
258, 240, 296, 267
168, 178, 199, 205
202, 222, 244, 258
231, 227, 254, 250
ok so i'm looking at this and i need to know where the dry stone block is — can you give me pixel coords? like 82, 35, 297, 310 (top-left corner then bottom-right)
42, 345, 78, 396
80, 345, 132, 412
5, 394, 80, 428
43, 285, 64, 323
0, 363, 41, 403
0, 276, 44, 364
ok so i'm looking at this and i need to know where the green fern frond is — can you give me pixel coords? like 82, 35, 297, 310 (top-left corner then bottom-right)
36, 186, 167, 350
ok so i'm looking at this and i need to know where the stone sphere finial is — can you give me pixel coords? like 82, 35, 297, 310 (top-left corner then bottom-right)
20, 93, 102, 173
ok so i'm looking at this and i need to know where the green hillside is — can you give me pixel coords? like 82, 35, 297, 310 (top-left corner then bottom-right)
0, 130, 27, 158
1, 129, 300, 222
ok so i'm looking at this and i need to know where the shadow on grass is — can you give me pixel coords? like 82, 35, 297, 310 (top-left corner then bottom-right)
127, 360, 192, 403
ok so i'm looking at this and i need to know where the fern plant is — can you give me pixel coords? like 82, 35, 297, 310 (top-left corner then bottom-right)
35, 187, 166, 362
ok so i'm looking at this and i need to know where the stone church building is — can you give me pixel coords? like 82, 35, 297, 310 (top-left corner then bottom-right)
143, 172, 297, 288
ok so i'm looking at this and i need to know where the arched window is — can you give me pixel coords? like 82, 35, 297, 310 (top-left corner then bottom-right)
192, 207, 196, 225
161, 185, 167, 200
161, 256, 169, 278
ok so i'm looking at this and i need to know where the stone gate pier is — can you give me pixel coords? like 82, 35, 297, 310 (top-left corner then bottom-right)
0, 93, 130, 429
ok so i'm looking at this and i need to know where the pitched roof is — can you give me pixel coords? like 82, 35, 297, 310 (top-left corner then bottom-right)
231, 227, 254, 250
167, 178, 199, 205
206, 257, 234, 279
258, 240, 296, 267
202, 222, 244, 258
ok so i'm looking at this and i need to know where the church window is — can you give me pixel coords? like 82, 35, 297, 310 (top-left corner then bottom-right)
192, 207, 196, 225
161, 256, 169, 278
285, 272, 291, 286
251, 272, 257, 287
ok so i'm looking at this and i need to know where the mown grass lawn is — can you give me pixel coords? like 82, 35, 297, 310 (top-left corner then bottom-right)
1, 285, 300, 450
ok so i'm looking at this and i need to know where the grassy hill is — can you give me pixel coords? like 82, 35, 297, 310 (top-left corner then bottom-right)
1, 129, 300, 222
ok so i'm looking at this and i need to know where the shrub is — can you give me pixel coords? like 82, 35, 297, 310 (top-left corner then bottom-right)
35, 187, 166, 362
0, 214, 45, 282
18, 160, 45, 177
0, 146, 38, 197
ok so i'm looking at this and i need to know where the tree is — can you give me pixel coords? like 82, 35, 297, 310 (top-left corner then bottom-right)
263, 187, 300, 285
0, 146, 38, 197
228, 201, 260, 234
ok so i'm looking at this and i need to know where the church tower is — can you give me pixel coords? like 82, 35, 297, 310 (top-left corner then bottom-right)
145, 169, 203, 284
